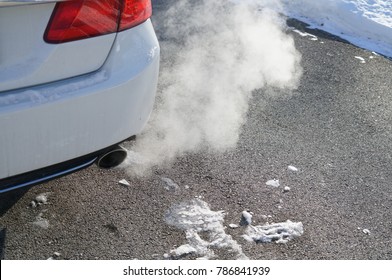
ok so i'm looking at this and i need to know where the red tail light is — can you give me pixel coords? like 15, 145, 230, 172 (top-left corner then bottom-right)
44, 0, 152, 44
119, 0, 152, 31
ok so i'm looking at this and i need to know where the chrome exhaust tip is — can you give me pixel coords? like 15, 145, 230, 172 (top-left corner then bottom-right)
96, 145, 127, 169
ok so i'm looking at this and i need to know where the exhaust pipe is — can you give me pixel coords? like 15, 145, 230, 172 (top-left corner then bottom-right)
96, 145, 127, 169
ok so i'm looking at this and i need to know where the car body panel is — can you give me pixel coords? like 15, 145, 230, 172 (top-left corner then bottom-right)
0, 2, 116, 92
0, 19, 160, 180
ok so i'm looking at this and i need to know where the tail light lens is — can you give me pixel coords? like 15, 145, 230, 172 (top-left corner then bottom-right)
119, 0, 152, 31
44, 0, 152, 44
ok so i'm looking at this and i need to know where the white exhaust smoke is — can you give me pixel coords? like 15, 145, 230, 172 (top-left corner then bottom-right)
126, 0, 302, 174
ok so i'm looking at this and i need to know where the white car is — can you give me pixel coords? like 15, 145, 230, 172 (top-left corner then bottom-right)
0, 0, 160, 193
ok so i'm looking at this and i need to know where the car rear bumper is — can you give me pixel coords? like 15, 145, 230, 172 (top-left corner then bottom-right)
0, 20, 160, 187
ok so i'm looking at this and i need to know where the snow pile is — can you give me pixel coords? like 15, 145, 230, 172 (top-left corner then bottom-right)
165, 199, 248, 260
281, 0, 392, 58
243, 220, 304, 244
164, 199, 305, 258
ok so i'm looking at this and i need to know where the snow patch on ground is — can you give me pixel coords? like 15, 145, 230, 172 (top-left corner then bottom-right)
281, 0, 392, 58
169, 244, 198, 257
354, 56, 366, 63
243, 220, 304, 244
164, 199, 305, 258
164, 199, 248, 260
161, 177, 180, 192
292, 29, 318, 41
30, 194, 51, 229
233, 0, 392, 57
266, 179, 280, 187
32, 210, 50, 229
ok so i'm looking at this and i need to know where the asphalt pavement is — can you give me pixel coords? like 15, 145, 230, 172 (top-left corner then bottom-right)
0, 2, 391, 260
